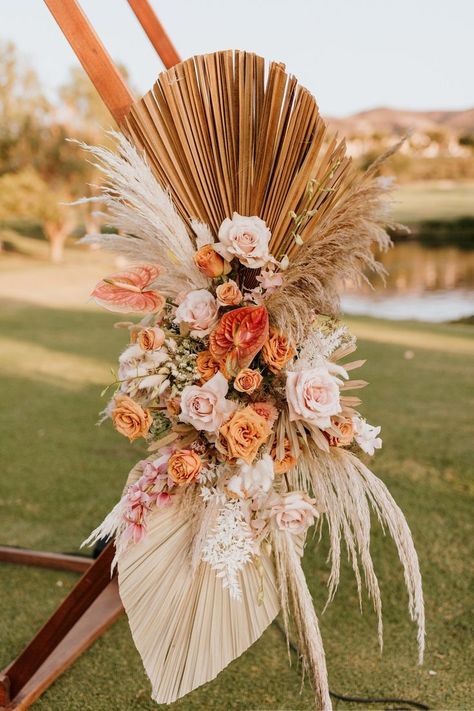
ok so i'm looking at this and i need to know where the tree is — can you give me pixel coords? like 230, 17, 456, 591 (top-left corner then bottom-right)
0, 169, 74, 263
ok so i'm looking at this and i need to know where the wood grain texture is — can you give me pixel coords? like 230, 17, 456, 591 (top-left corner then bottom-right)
127, 0, 180, 69
0, 547, 92, 574
43, 0, 134, 124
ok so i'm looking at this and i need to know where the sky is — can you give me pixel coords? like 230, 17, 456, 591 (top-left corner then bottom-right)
2, 0, 473, 117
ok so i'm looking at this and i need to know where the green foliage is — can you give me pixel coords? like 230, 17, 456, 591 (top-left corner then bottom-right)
0, 302, 472, 709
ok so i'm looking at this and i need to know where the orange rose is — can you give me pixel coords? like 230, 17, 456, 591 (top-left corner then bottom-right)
326, 417, 354, 447
168, 449, 202, 485
262, 327, 296, 374
271, 437, 297, 474
218, 406, 271, 464
216, 280, 242, 306
112, 394, 152, 441
196, 350, 220, 383
137, 326, 165, 351
233, 368, 263, 395
250, 400, 278, 427
166, 397, 181, 417
194, 244, 231, 278
209, 305, 269, 375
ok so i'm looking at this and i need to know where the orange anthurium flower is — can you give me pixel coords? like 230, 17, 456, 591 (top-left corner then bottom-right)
209, 305, 269, 375
91, 264, 164, 313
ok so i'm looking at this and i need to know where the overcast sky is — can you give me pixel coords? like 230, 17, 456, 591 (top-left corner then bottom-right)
2, 0, 472, 117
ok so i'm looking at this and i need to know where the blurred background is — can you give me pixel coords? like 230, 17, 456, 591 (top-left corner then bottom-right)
0, 2, 472, 710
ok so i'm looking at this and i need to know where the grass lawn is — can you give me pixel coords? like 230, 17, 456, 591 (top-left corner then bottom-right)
0, 299, 473, 710
393, 181, 474, 223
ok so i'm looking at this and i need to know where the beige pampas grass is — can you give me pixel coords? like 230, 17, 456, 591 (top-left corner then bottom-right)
118, 494, 280, 704
273, 529, 332, 710
75, 133, 208, 298
295, 446, 425, 663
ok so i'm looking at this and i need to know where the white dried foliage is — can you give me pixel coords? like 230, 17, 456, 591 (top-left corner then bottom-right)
73, 132, 208, 297
295, 446, 425, 663
202, 499, 255, 600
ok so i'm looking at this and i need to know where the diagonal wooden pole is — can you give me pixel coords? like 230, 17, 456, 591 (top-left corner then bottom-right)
44, 0, 134, 124
127, 0, 181, 68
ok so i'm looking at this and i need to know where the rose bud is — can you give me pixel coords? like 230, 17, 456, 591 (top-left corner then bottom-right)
194, 244, 232, 278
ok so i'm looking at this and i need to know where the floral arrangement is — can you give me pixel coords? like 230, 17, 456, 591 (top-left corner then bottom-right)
80, 51, 424, 710
92, 215, 382, 596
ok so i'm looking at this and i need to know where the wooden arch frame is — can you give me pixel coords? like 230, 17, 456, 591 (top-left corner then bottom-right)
0, 2, 180, 708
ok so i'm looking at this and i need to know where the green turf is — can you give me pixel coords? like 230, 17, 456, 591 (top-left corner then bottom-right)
393, 182, 474, 223
0, 303, 472, 710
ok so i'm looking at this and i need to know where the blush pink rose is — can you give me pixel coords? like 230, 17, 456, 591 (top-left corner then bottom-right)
271, 491, 319, 534
179, 372, 236, 433
215, 212, 272, 269
174, 289, 219, 337
286, 365, 347, 430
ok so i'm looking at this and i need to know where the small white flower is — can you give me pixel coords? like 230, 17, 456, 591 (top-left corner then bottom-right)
353, 416, 382, 456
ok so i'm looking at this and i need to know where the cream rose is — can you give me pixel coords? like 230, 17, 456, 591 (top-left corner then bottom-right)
137, 326, 166, 351
271, 491, 319, 534
179, 372, 236, 433
174, 289, 219, 337
215, 212, 272, 269
286, 364, 347, 430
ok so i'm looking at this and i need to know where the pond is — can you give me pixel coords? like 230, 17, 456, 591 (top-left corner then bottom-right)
342, 242, 474, 322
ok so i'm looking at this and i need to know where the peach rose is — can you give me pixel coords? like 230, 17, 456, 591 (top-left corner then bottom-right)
233, 368, 263, 395
174, 289, 219, 337
209, 304, 269, 375
112, 394, 152, 441
137, 326, 166, 351
166, 397, 181, 418
262, 327, 296, 374
179, 372, 236, 432
215, 213, 271, 269
194, 244, 231, 278
216, 280, 242, 307
271, 437, 297, 474
218, 406, 271, 464
250, 400, 279, 427
286, 364, 347, 430
271, 491, 319, 534
168, 449, 202, 486
196, 350, 220, 383
326, 417, 354, 447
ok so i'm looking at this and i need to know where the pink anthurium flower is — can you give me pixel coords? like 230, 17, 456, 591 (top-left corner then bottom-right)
91, 264, 165, 313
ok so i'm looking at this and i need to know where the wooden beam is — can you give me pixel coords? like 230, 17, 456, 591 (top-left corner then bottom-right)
127, 0, 181, 68
43, 0, 135, 124
0, 543, 116, 703
0, 547, 92, 574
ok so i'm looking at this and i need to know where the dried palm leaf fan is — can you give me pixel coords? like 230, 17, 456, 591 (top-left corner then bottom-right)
81, 49, 424, 711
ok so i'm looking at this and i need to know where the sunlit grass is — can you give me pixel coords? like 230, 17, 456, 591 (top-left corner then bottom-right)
0, 301, 472, 710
